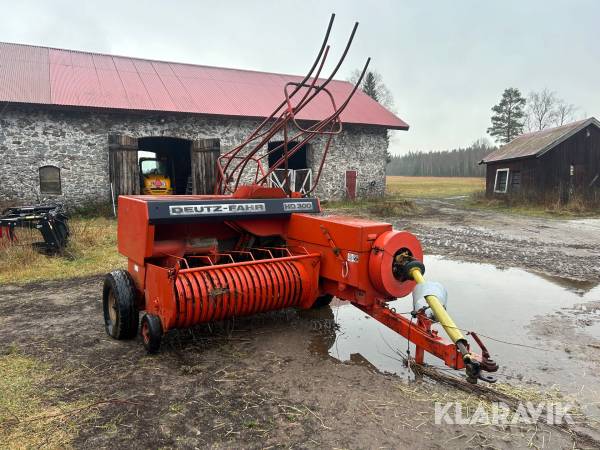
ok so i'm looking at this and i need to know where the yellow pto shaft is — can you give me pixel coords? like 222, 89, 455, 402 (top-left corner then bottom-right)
407, 264, 496, 384
409, 267, 467, 345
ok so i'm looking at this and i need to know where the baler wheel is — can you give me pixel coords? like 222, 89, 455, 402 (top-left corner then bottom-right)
311, 294, 334, 309
141, 314, 162, 354
102, 270, 139, 340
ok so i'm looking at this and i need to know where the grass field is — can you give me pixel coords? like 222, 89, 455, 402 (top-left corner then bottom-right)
0, 348, 89, 447
0, 217, 125, 285
386, 176, 485, 198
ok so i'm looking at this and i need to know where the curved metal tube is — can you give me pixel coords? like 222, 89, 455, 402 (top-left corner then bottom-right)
216, 14, 336, 193
215, 16, 371, 197
229, 21, 360, 191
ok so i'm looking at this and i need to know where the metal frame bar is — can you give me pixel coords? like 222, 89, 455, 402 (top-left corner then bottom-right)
214, 15, 370, 197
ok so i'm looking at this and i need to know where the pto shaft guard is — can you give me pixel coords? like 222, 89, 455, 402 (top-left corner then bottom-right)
368, 230, 423, 299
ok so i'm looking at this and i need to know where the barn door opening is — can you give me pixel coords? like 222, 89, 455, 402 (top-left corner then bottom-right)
267, 141, 310, 194
109, 134, 139, 198
345, 170, 358, 200
138, 137, 192, 195
191, 138, 220, 195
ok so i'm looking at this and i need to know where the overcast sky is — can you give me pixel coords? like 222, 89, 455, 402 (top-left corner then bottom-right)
1, 0, 598, 155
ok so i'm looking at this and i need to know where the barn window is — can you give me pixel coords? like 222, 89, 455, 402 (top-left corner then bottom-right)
510, 171, 521, 190
493, 168, 509, 193
39, 166, 62, 194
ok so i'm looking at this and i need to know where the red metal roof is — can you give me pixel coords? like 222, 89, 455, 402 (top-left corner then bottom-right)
0, 42, 408, 130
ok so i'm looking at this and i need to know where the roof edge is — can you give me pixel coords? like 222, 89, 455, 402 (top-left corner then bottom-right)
480, 154, 536, 165
0, 100, 409, 130
535, 117, 600, 159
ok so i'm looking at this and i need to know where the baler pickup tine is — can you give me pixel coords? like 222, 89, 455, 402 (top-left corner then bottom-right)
260, 246, 293, 257
225, 250, 256, 261
250, 248, 275, 259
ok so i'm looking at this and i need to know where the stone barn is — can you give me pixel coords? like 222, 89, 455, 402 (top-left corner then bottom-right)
0, 43, 408, 207
481, 117, 600, 203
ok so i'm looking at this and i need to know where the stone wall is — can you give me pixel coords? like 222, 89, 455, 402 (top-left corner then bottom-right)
0, 104, 389, 206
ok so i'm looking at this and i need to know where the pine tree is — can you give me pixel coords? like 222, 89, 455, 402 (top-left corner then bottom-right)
487, 88, 526, 144
361, 72, 380, 103
350, 70, 392, 109
352, 70, 391, 162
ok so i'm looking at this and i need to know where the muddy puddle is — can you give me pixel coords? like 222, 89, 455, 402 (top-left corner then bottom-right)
305, 255, 600, 415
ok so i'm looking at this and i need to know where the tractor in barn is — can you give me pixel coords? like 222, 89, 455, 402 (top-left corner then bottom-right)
139, 157, 174, 195
102, 15, 498, 384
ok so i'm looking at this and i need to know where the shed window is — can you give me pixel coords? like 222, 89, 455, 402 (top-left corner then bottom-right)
39, 166, 61, 194
493, 168, 509, 193
510, 171, 521, 190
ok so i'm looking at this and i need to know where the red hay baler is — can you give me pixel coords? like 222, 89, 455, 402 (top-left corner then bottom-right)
105, 186, 497, 383
102, 14, 498, 383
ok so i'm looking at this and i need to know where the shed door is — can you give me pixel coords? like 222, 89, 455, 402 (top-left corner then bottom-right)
108, 134, 139, 198
345, 170, 357, 200
191, 138, 220, 195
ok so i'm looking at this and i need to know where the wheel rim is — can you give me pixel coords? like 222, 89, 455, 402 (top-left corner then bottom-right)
142, 321, 150, 344
108, 290, 117, 323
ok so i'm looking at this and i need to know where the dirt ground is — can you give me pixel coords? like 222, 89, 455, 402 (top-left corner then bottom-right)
1, 200, 599, 449
394, 199, 600, 283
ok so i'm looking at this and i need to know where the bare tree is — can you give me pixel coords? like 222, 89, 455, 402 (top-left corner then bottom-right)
526, 89, 558, 131
553, 100, 578, 126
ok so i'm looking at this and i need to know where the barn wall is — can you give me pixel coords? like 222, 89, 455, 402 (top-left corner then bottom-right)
0, 104, 389, 206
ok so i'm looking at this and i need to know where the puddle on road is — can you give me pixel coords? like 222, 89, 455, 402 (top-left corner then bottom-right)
583, 321, 600, 340
305, 255, 600, 414
569, 218, 600, 228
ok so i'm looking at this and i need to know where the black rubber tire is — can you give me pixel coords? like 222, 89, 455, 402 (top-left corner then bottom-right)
102, 270, 139, 340
311, 294, 334, 309
141, 314, 162, 354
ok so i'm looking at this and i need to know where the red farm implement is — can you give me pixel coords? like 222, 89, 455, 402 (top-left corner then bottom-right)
103, 14, 498, 384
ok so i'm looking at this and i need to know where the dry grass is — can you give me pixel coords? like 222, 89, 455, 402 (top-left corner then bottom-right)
386, 176, 485, 199
0, 217, 125, 285
0, 347, 87, 449
468, 190, 600, 218
323, 197, 421, 217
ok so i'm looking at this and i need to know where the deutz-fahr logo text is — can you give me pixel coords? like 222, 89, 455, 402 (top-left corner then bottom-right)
169, 203, 266, 216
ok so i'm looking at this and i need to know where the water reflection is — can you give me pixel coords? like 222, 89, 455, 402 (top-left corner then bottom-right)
305, 255, 600, 414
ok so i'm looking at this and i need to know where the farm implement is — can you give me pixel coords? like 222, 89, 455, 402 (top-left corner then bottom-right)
0, 205, 69, 253
103, 14, 498, 384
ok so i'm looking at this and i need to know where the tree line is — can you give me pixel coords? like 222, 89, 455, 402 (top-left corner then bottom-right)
386, 139, 494, 177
